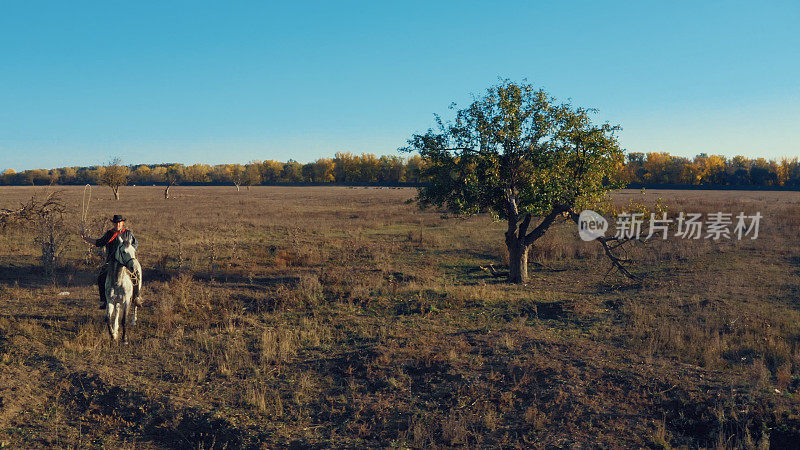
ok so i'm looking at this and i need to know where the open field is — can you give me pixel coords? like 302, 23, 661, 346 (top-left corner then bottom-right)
1, 185, 800, 448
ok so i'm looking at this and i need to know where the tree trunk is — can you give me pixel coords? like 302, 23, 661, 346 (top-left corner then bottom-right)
505, 204, 566, 283
235, 184, 240, 192
112, 187, 120, 200
507, 238, 529, 283
164, 185, 170, 199
504, 192, 529, 284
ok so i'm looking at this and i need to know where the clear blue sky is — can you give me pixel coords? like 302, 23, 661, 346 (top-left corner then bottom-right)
1, 1, 798, 171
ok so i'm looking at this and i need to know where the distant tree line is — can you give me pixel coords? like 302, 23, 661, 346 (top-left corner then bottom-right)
620, 153, 800, 187
2, 151, 800, 187
0, 153, 427, 187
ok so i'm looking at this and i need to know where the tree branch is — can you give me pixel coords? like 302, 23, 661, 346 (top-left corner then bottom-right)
566, 210, 641, 281
0, 191, 66, 230
480, 264, 507, 278
522, 205, 568, 246
505, 189, 520, 242
519, 213, 532, 237
595, 235, 640, 281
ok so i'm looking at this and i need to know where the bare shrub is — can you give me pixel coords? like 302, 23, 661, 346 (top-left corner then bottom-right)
37, 207, 70, 277
1, 190, 69, 277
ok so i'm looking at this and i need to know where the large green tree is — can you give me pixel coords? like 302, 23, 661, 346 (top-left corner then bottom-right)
402, 80, 626, 283
100, 158, 130, 201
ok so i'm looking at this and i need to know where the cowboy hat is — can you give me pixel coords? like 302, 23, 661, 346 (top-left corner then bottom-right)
110, 214, 126, 223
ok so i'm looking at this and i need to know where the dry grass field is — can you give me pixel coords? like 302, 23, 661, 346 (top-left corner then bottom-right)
1, 185, 800, 448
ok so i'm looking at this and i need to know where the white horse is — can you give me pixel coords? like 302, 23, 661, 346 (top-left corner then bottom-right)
105, 236, 141, 343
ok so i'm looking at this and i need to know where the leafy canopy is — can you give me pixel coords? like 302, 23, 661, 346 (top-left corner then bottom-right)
401, 80, 625, 219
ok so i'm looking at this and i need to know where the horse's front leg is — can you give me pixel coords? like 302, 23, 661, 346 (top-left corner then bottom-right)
106, 302, 116, 340
112, 302, 122, 341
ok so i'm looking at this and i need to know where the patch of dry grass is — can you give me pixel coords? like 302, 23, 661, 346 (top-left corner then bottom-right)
0, 186, 799, 447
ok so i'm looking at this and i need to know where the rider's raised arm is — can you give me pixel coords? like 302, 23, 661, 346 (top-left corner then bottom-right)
81, 228, 101, 245
94, 230, 113, 247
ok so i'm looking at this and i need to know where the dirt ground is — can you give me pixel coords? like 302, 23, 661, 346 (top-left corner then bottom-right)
1, 185, 799, 448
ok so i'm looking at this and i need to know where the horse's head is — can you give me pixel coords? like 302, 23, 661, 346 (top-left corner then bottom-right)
115, 235, 137, 266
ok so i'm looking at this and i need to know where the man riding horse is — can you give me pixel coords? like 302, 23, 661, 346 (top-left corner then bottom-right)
81, 214, 143, 309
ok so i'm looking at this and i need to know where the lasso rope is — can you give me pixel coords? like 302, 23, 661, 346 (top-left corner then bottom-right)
81, 184, 92, 233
